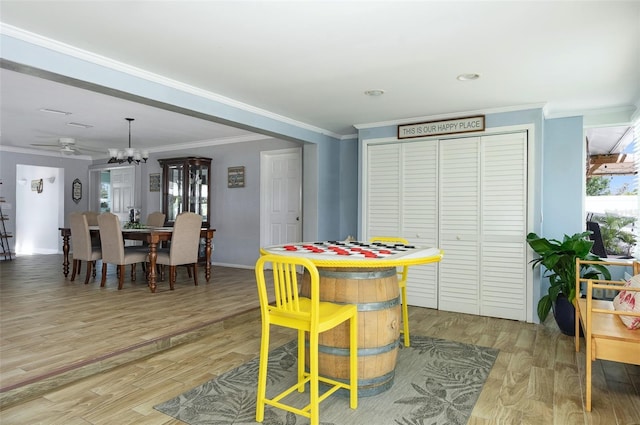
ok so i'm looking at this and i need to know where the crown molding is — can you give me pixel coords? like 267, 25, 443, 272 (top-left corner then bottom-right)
150, 134, 273, 154
353, 103, 547, 130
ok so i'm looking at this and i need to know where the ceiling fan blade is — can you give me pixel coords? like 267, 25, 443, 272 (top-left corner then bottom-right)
30, 143, 59, 147
76, 146, 104, 153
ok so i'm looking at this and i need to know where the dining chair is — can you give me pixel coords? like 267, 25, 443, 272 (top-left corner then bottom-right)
69, 212, 101, 285
146, 211, 166, 227
156, 212, 202, 289
97, 212, 148, 289
255, 254, 358, 425
82, 210, 101, 250
140, 211, 167, 260
370, 236, 411, 346
82, 211, 99, 226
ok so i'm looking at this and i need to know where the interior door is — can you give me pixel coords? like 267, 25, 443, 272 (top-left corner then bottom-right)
402, 140, 439, 308
479, 132, 528, 320
438, 137, 481, 315
110, 167, 136, 224
260, 148, 303, 247
366, 143, 402, 237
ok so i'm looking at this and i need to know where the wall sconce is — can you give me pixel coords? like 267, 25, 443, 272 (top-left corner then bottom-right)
47, 176, 56, 183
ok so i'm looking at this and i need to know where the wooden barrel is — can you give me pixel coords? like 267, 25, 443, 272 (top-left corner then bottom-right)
301, 267, 401, 397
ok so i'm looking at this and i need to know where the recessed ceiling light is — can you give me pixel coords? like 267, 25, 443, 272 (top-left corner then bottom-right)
39, 108, 72, 115
66, 122, 93, 129
456, 73, 480, 81
364, 89, 385, 96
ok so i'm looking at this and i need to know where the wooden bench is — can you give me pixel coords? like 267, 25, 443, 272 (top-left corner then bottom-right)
574, 259, 640, 411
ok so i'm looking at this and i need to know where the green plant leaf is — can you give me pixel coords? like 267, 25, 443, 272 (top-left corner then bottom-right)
537, 295, 552, 322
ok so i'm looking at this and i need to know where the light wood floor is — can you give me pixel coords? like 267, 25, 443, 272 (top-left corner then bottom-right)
0, 255, 639, 424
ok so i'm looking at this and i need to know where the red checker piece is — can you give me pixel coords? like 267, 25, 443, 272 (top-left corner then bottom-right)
284, 245, 297, 251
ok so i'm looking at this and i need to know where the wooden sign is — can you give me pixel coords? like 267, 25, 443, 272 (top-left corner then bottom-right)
398, 115, 485, 139
227, 166, 245, 188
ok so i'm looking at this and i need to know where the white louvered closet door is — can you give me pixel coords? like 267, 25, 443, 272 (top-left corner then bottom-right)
365, 131, 528, 320
480, 132, 528, 320
402, 141, 439, 308
367, 144, 402, 237
438, 137, 481, 315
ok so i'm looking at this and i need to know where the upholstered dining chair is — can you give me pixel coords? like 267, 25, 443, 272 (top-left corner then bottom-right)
370, 236, 411, 346
140, 211, 167, 258
146, 211, 166, 227
255, 254, 358, 425
82, 210, 101, 249
82, 211, 99, 226
156, 212, 202, 289
97, 212, 148, 290
69, 212, 101, 285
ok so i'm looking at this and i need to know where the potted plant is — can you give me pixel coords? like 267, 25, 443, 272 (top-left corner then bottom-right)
526, 231, 611, 335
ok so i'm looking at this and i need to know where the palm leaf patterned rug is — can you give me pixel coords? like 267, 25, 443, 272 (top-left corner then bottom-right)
155, 336, 498, 425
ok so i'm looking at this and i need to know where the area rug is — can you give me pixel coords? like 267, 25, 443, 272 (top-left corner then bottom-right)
154, 336, 498, 425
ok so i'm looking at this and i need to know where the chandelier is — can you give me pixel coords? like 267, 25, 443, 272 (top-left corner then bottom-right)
108, 118, 149, 164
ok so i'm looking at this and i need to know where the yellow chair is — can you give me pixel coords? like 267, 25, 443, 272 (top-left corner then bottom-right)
255, 254, 358, 425
370, 236, 411, 346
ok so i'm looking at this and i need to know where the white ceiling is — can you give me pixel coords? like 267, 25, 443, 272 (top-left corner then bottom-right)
0, 1, 639, 159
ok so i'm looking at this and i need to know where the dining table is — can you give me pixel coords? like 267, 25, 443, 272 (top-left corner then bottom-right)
59, 226, 215, 293
260, 240, 443, 396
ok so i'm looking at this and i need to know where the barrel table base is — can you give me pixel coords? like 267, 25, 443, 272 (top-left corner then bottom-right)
301, 267, 401, 397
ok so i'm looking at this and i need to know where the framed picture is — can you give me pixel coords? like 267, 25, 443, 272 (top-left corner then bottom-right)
72, 178, 82, 203
149, 173, 161, 192
228, 166, 245, 188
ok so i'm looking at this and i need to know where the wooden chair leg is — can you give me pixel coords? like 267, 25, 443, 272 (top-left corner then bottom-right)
118, 265, 125, 290
92, 261, 97, 277
101, 263, 107, 287
70, 259, 79, 281
169, 265, 176, 290
193, 263, 198, 286
586, 343, 592, 411
131, 264, 137, 281
83, 261, 92, 285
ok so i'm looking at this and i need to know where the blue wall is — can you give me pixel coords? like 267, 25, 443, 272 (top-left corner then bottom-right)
543, 116, 585, 239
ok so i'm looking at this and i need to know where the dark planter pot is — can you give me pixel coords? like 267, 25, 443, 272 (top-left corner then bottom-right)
552, 293, 583, 336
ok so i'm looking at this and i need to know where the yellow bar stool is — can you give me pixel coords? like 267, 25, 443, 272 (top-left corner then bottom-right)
255, 254, 358, 425
370, 236, 411, 347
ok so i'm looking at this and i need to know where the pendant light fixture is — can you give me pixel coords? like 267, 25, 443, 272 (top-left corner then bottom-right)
108, 118, 149, 164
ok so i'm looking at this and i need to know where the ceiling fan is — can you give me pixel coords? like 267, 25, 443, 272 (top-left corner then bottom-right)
30, 138, 102, 156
